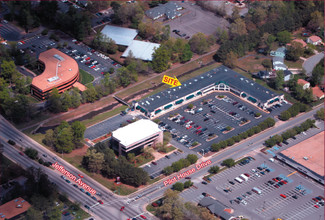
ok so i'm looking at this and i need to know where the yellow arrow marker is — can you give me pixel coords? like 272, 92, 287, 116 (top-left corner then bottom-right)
162, 75, 181, 88
287, 171, 297, 177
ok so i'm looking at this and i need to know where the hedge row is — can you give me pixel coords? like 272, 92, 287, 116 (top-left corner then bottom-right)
279, 103, 310, 121
163, 154, 198, 175
211, 118, 275, 152
265, 119, 315, 147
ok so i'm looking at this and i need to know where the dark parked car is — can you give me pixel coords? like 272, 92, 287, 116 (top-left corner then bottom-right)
201, 181, 208, 185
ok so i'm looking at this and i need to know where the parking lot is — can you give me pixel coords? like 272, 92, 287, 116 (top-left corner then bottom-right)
179, 153, 324, 219
16, 31, 120, 84
164, 2, 229, 39
158, 92, 290, 153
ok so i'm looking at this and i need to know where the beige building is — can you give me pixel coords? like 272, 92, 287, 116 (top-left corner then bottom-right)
112, 119, 163, 155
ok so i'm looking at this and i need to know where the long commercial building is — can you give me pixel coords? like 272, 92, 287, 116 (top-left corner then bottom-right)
111, 119, 163, 155
134, 65, 284, 118
31, 48, 84, 100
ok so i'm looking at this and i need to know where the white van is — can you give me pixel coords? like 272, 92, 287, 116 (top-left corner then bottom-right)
269, 158, 274, 162
235, 177, 243, 183
240, 174, 249, 181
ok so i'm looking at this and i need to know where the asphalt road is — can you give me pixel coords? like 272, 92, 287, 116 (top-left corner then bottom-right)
0, 115, 151, 220
303, 52, 324, 76
0, 104, 322, 220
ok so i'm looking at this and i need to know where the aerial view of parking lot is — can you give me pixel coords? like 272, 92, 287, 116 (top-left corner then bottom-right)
0, 1, 323, 220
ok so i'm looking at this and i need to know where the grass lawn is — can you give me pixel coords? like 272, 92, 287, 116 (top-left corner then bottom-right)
165, 146, 176, 153
81, 105, 127, 127
79, 69, 94, 85
16, 112, 52, 130
284, 60, 303, 69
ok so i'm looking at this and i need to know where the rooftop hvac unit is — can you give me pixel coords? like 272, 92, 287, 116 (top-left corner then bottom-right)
303, 157, 308, 160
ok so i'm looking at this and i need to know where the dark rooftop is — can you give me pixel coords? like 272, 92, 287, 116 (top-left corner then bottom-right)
199, 197, 233, 220
139, 65, 280, 112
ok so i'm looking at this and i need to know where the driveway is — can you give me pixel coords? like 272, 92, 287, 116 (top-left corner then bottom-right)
303, 52, 324, 76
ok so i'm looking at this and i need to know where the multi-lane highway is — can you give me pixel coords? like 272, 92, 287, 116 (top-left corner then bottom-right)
0, 105, 322, 220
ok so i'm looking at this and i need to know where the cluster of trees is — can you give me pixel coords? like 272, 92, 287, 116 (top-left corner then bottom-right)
189, 33, 215, 55
152, 38, 193, 73
208, 165, 220, 174
111, 1, 145, 28
279, 103, 310, 121
265, 119, 315, 147
24, 148, 52, 167
92, 33, 118, 54
138, 22, 170, 43
47, 73, 118, 113
0, 58, 34, 123
43, 121, 86, 153
214, 1, 324, 66
287, 78, 314, 104
155, 189, 217, 220
211, 118, 276, 152
82, 142, 149, 187
5, 1, 92, 41
221, 158, 235, 168
172, 180, 193, 192
163, 154, 198, 175
310, 59, 324, 87
316, 108, 324, 121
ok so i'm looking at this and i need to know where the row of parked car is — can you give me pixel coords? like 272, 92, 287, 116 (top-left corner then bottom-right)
60, 175, 103, 205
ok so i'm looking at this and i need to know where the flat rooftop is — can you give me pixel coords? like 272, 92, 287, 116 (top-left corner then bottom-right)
101, 25, 138, 46
32, 48, 79, 91
122, 40, 160, 61
0, 197, 31, 220
112, 119, 161, 146
281, 132, 324, 176
139, 65, 280, 112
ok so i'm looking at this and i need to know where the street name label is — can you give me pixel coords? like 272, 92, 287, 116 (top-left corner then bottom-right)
163, 160, 212, 186
52, 162, 96, 195
162, 75, 181, 88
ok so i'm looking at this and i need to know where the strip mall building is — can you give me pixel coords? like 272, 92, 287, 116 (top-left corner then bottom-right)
31, 48, 86, 100
134, 66, 284, 118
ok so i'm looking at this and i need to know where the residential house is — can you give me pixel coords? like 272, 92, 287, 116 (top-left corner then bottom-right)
312, 86, 324, 100
145, 2, 183, 20
271, 47, 287, 71
283, 70, 293, 82
306, 36, 322, 45
287, 39, 307, 48
198, 197, 235, 220
257, 70, 272, 79
297, 79, 310, 90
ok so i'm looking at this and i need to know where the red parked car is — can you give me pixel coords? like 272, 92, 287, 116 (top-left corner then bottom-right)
19, 152, 24, 156
244, 173, 250, 177
98, 200, 103, 204
78, 174, 84, 178
197, 126, 202, 130
120, 206, 125, 211
186, 126, 192, 129
140, 215, 147, 219
280, 194, 287, 198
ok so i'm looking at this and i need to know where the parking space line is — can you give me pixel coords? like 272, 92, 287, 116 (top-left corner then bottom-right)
287, 171, 297, 177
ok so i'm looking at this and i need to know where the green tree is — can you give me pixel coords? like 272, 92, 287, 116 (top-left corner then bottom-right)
307, 11, 324, 32
71, 121, 86, 145
172, 161, 184, 172
48, 206, 61, 220
223, 51, 238, 69
229, 18, 247, 37
0, 60, 17, 82
208, 165, 220, 174
286, 42, 304, 61
84, 149, 105, 173
61, 91, 72, 112
24, 148, 38, 160
180, 44, 193, 63
189, 32, 209, 55
56, 127, 74, 153
276, 31, 292, 44
222, 158, 235, 168
48, 88, 62, 113
70, 88, 81, 108
216, 27, 229, 44
43, 129, 56, 147
273, 70, 284, 90
163, 166, 174, 175
186, 154, 198, 164
316, 108, 324, 120
152, 46, 170, 73
173, 182, 184, 192
184, 180, 193, 188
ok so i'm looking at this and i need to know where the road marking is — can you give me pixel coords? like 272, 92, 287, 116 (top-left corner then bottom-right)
287, 171, 297, 177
